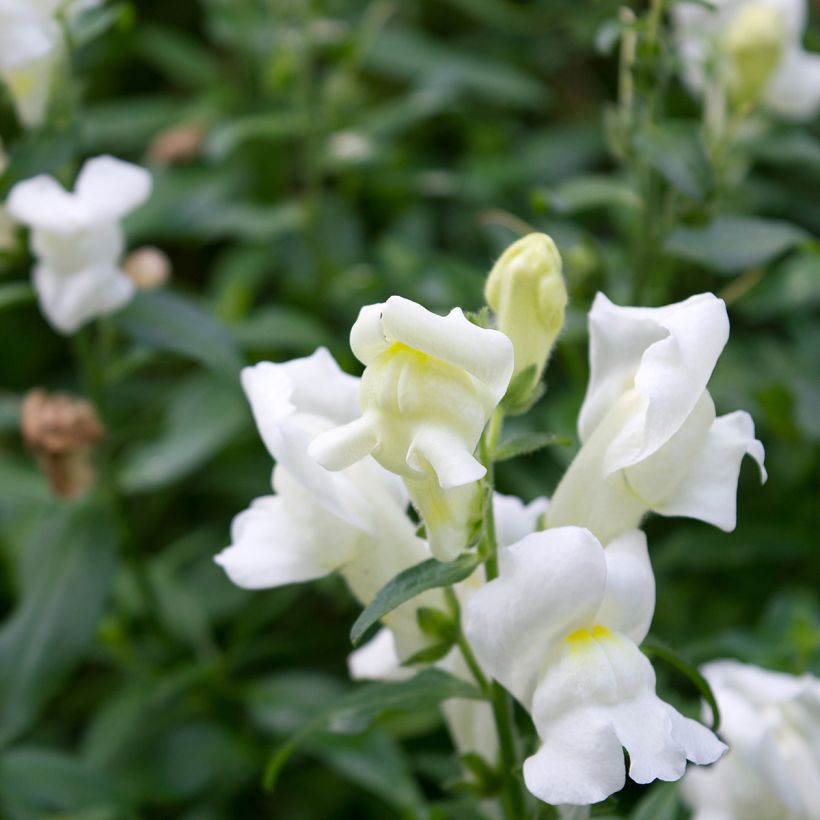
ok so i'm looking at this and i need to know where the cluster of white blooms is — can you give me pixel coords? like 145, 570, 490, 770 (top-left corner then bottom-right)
673, 0, 820, 120
6, 155, 152, 334
215, 232, 772, 808
0, 0, 103, 127
682, 660, 820, 819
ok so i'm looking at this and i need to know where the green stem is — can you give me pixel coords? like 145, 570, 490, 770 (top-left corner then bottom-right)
71, 325, 162, 622
477, 413, 527, 820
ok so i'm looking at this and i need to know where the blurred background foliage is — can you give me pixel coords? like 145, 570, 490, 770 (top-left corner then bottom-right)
0, 0, 818, 817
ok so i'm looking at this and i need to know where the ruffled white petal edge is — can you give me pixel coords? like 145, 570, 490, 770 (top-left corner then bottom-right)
350, 295, 514, 405
578, 292, 729, 473
652, 410, 766, 531
493, 492, 549, 549
7, 174, 86, 233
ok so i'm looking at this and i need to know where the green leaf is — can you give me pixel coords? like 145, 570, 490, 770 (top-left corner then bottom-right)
416, 607, 458, 642
402, 640, 456, 666
350, 554, 481, 647
664, 216, 808, 274
493, 431, 571, 462
118, 373, 248, 493
642, 639, 721, 730
263, 669, 482, 791
0, 746, 132, 820
630, 781, 681, 820
500, 365, 545, 415
635, 123, 711, 201
115, 291, 244, 378
0, 500, 119, 744
547, 175, 641, 214
0, 283, 35, 313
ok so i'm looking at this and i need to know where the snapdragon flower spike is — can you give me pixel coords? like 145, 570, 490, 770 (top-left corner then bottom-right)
682, 660, 820, 820
7, 156, 152, 334
310, 296, 514, 561
465, 527, 726, 806
547, 293, 766, 544
215, 348, 435, 659
673, 0, 820, 120
0, 0, 62, 126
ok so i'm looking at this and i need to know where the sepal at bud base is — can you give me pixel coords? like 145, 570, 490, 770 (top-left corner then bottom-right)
485, 232, 567, 390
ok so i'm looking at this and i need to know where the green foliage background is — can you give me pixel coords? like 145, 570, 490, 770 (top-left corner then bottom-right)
0, 1, 818, 817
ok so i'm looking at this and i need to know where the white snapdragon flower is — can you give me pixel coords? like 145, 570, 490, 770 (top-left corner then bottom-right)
7, 155, 152, 334
673, 0, 820, 120
0, 0, 63, 126
214, 347, 435, 659
310, 295, 514, 561
547, 293, 766, 544
349, 492, 548, 764
682, 660, 820, 820
465, 526, 726, 806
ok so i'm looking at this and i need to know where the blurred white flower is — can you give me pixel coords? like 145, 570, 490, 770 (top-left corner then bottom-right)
674, 0, 820, 120
465, 526, 726, 806
310, 295, 514, 560
0, 0, 64, 126
7, 155, 152, 334
215, 348, 436, 659
547, 292, 766, 544
682, 660, 820, 820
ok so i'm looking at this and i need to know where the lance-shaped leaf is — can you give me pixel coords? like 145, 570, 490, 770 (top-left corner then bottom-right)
350, 553, 481, 647
493, 431, 570, 462
263, 669, 483, 791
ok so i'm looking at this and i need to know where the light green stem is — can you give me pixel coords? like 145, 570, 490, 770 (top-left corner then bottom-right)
476, 413, 528, 820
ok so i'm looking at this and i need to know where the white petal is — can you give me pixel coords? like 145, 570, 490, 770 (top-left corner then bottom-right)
214, 472, 363, 589
523, 710, 626, 805
493, 492, 549, 549
74, 155, 152, 222
307, 414, 379, 473
347, 629, 412, 682
33, 262, 134, 334
464, 527, 607, 705
352, 295, 514, 405
579, 293, 729, 472
0, 45, 58, 127
595, 530, 655, 644
764, 47, 820, 121
406, 476, 481, 562
7, 175, 85, 233
0, 15, 59, 69
407, 425, 486, 489
649, 410, 766, 531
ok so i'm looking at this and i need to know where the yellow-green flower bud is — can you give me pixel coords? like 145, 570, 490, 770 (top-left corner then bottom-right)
484, 233, 567, 388
724, 3, 785, 109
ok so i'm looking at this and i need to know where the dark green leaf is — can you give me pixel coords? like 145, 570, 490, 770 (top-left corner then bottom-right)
264, 669, 482, 791
115, 291, 244, 378
401, 640, 456, 666
493, 431, 571, 462
0, 746, 132, 820
0, 500, 118, 744
547, 175, 641, 214
630, 781, 681, 820
664, 216, 808, 274
635, 123, 711, 201
118, 373, 248, 493
350, 554, 481, 647
416, 607, 458, 642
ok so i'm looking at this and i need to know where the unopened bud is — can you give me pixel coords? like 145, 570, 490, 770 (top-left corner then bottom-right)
21, 390, 105, 498
724, 3, 785, 108
484, 233, 567, 387
148, 123, 205, 166
124, 246, 171, 290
